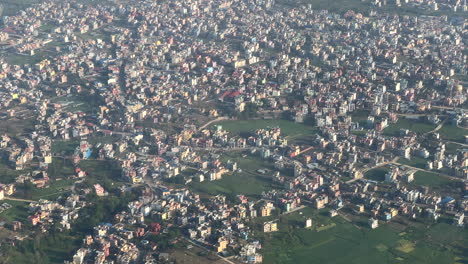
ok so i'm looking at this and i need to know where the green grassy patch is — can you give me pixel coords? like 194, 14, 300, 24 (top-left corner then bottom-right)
383, 118, 436, 136
47, 157, 76, 179
0, 200, 30, 223
215, 119, 319, 144
189, 152, 282, 199
0, 0, 41, 17
30, 178, 77, 200
398, 157, 428, 169
0, 159, 23, 184
411, 171, 452, 188
351, 109, 370, 124
438, 125, 467, 143
51, 140, 79, 155
278, 0, 467, 18
364, 167, 390, 181
0, 117, 36, 136
6, 231, 82, 264
255, 208, 468, 264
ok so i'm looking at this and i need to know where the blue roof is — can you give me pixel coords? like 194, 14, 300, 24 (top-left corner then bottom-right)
441, 197, 455, 204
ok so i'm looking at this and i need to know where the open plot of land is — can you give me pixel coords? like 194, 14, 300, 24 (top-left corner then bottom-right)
0, 0, 40, 17
364, 166, 390, 181
51, 135, 120, 155
383, 118, 436, 136
169, 246, 227, 264
30, 178, 77, 200
438, 125, 467, 143
0, 117, 36, 136
47, 157, 76, 179
6, 231, 83, 264
444, 142, 462, 154
189, 151, 283, 199
351, 109, 371, 124
0, 159, 23, 184
254, 207, 468, 264
278, 0, 467, 18
411, 171, 452, 188
398, 157, 429, 169
215, 119, 319, 144
0, 200, 30, 224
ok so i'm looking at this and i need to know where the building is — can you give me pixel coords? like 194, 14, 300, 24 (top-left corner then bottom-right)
263, 222, 278, 233
369, 218, 379, 229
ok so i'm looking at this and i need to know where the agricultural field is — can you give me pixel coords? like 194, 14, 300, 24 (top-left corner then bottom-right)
214, 119, 319, 144
383, 118, 436, 136
78, 160, 123, 186
189, 151, 284, 200
364, 166, 390, 181
4, 231, 83, 264
29, 178, 78, 201
253, 207, 468, 264
438, 125, 468, 143
0, 159, 24, 184
397, 157, 429, 169
0, 200, 30, 224
0, 117, 36, 136
410, 171, 452, 188
0, 0, 40, 17
278, 0, 467, 18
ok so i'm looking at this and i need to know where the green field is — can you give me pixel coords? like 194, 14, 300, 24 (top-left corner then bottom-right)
0, 200, 30, 223
411, 171, 452, 187
77, 159, 124, 192
51, 135, 119, 155
0, 0, 40, 17
47, 157, 76, 179
398, 157, 428, 169
278, 0, 467, 18
30, 178, 77, 200
0, 159, 23, 184
254, 207, 468, 264
189, 151, 283, 199
4, 231, 82, 264
383, 118, 436, 136
215, 119, 319, 144
444, 143, 462, 154
0, 117, 36, 136
364, 167, 390, 181
438, 125, 467, 143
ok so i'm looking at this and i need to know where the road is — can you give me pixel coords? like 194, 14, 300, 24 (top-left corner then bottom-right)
424, 117, 447, 135
4, 196, 35, 203
197, 116, 229, 132
432, 105, 467, 111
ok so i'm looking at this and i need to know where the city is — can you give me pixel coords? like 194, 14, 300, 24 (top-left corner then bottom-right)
0, 0, 466, 263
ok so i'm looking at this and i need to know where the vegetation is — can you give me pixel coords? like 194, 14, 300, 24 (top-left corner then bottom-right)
383, 118, 435, 136
0, 0, 41, 17
397, 157, 428, 169
0, 117, 36, 136
3, 231, 82, 264
0, 200, 30, 223
438, 125, 467, 143
0, 159, 23, 184
278, 0, 467, 18
78, 160, 123, 191
189, 152, 283, 200
215, 119, 319, 144
254, 207, 468, 264
364, 167, 390, 181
